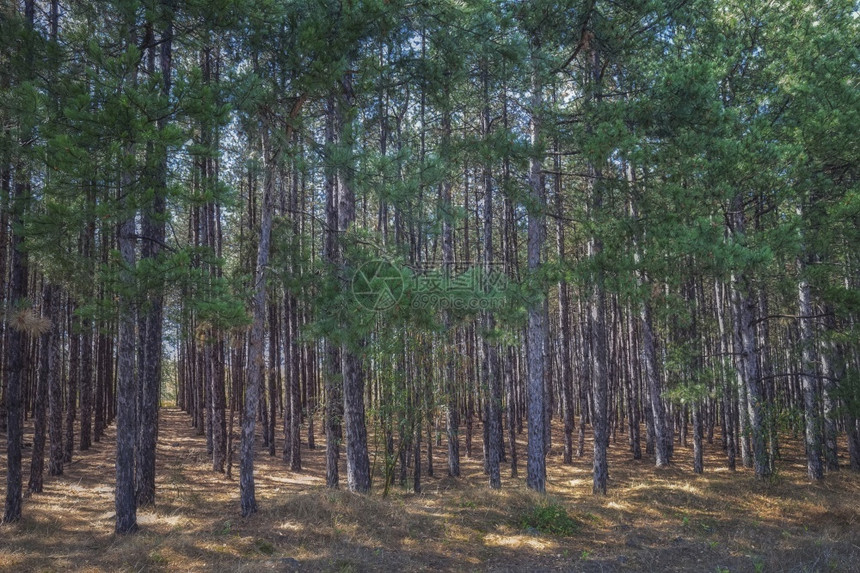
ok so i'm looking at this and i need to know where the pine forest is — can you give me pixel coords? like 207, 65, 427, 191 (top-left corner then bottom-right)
1, 0, 859, 571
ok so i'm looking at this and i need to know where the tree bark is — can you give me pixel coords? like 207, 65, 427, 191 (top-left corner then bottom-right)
29, 288, 50, 494
115, 18, 140, 530
135, 4, 172, 505
337, 68, 371, 494
556, 194, 574, 465
239, 126, 275, 517
47, 286, 63, 477
797, 248, 823, 480
441, 105, 460, 478
818, 308, 839, 472
116, 183, 139, 534
480, 62, 501, 489
730, 234, 771, 479
288, 295, 302, 471
693, 403, 703, 474
587, 42, 609, 496
525, 34, 546, 493
3, 0, 33, 524
324, 94, 342, 490
80, 318, 93, 451
714, 279, 736, 470
64, 305, 78, 464
590, 265, 609, 494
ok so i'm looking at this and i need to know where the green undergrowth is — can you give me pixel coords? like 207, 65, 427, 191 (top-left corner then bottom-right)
519, 500, 582, 537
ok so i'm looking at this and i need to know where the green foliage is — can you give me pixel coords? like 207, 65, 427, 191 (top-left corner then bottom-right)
519, 501, 581, 537
834, 367, 860, 420
254, 539, 275, 555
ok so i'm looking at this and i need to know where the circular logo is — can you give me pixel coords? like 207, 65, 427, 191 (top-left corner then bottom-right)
352, 260, 405, 311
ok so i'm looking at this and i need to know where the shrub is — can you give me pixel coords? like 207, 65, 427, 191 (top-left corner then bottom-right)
520, 502, 581, 537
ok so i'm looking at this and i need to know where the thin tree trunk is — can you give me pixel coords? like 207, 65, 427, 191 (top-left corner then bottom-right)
336, 69, 371, 494
212, 336, 227, 473
79, 223, 95, 451
135, 6, 172, 505
47, 286, 63, 477
590, 263, 609, 495
94, 330, 106, 443
525, 34, 546, 493
505, 347, 518, 477
819, 308, 839, 472
556, 187, 574, 465
29, 287, 50, 494
441, 105, 460, 478
239, 126, 276, 517
324, 94, 342, 490
847, 414, 860, 471
116, 177, 139, 534
115, 19, 140, 530
3, 0, 34, 524
479, 61, 501, 489
64, 307, 78, 464
714, 279, 735, 470
289, 296, 301, 471
730, 219, 771, 479
797, 246, 823, 480
635, 227, 669, 468
267, 302, 279, 456
693, 403, 703, 474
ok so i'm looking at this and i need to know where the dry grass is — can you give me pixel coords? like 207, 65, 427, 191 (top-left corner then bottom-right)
1, 409, 859, 572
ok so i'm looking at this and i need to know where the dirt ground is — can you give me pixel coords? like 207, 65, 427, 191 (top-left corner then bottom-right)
1, 408, 858, 572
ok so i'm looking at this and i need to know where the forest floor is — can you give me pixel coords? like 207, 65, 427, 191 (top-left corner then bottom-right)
1, 409, 859, 572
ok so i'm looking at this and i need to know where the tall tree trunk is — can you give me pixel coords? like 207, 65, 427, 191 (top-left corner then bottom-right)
324, 94, 342, 489
818, 308, 839, 472
338, 68, 371, 494
441, 105, 460, 478
94, 330, 106, 443
47, 286, 63, 477
342, 349, 370, 492
0, 155, 7, 437
730, 200, 770, 479
286, 157, 302, 471
79, 219, 94, 452
64, 307, 78, 463
115, 17, 140, 531
525, 34, 546, 493
624, 310, 642, 460
633, 210, 669, 467
847, 412, 860, 472
732, 299, 752, 468
267, 302, 279, 456
797, 245, 823, 480
480, 61, 501, 490
135, 3, 172, 506
212, 337, 227, 473
116, 180, 139, 534
714, 279, 736, 470
29, 286, 50, 494
574, 296, 587, 458
556, 164, 574, 465
693, 403, 703, 474
588, 43, 609, 495
288, 294, 302, 471
504, 347, 518, 477
239, 126, 275, 517
3, 0, 34, 524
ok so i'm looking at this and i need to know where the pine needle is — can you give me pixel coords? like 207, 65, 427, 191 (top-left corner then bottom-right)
10, 308, 52, 336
